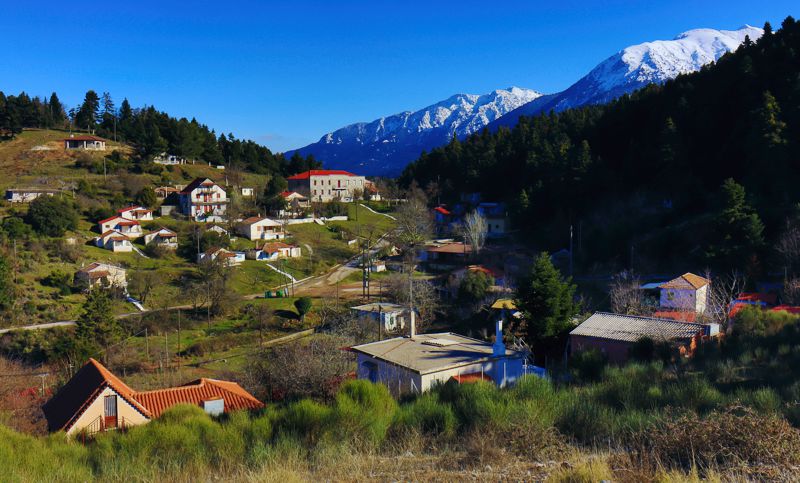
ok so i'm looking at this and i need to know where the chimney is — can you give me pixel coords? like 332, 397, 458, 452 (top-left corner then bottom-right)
409, 309, 416, 339
493, 318, 506, 357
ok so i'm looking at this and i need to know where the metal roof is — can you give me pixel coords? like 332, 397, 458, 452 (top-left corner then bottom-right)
351, 302, 408, 314
350, 332, 524, 375
570, 312, 705, 343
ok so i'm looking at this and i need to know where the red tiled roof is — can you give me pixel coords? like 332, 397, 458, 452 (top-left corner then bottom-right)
450, 372, 493, 384
653, 310, 697, 323
280, 190, 306, 198
771, 305, 800, 315
465, 265, 503, 279
433, 206, 451, 216
98, 215, 124, 225
260, 242, 294, 253
133, 378, 264, 418
116, 220, 140, 226
736, 292, 777, 306
42, 358, 151, 432
287, 170, 358, 180
63, 135, 105, 142
659, 273, 710, 290
426, 242, 472, 254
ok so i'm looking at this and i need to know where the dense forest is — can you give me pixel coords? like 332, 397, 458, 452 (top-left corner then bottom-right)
402, 17, 800, 275
0, 89, 320, 177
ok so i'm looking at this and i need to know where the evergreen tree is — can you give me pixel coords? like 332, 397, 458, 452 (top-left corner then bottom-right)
514, 252, 580, 351
48, 92, 65, 125
262, 175, 288, 213
75, 289, 121, 352
25, 196, 79, 237
75, 90, 100, 130
706, 179, 765, 269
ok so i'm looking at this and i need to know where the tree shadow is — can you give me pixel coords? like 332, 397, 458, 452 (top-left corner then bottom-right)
275, 309, 300, 320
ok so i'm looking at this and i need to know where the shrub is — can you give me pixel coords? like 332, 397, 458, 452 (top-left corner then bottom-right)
328, 380, 397, 446
25, 196, 79, 237
393, 392, 457, 437
569, 348, 607, 382
274, 399, 332, 445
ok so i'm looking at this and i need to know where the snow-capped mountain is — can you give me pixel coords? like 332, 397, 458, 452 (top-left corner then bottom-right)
287, 87, 541, 176
290, 25, 762, 176
490, 25, 763, 129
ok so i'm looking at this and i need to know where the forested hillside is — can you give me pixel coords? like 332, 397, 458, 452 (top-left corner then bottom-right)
0, 90, 319, 176
402, 17, 800, 274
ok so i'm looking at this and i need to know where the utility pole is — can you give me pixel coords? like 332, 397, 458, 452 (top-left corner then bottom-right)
145, 327, 149, 361
569, 224, 574, 277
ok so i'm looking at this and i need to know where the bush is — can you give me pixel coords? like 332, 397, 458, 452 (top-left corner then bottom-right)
329, 380, 397, 446
569, 348, 607, 382
393, 393, 458, 437
41, 270, 73, 295
25, 196, 79, 237
273, 399, 331, 445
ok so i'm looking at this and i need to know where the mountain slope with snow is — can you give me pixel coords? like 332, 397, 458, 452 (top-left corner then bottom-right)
288, 87, 541, 176
290, 25, 762, 176
490, 25, 763, 129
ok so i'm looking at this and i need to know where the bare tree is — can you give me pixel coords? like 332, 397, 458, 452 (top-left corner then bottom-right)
609, 271, 649, 315
459, 210, 488, 256
128, 269, 164, 306
777, 224, 800, 277
393, 189, 433, 251
704, 270, 746, 328
385, 273, 439, 331
251, 334, 354, 401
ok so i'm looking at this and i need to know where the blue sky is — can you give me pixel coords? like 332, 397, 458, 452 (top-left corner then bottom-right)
1, 1, 797, 152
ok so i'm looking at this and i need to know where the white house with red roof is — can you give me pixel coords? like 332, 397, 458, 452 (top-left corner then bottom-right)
179, 177, 228, 222
117, 205, 154, 221
95, 230, 134, 252
98, 215, 143, 239
74, 262, 127, 290
246, 241, 301, 261
63, 134, 106, 150
287, 169, 365, 202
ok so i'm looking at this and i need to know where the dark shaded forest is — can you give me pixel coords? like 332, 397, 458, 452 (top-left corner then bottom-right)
402, 17, 800, 275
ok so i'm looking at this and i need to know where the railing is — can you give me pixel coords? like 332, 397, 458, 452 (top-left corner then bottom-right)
77, 415, 134, 442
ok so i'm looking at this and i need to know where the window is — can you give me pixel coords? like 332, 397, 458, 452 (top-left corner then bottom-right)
104, 395, 118, 428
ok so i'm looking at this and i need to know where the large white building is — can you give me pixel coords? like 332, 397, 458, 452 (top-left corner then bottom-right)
287, 170, 366, 202
179, 178, 228, 222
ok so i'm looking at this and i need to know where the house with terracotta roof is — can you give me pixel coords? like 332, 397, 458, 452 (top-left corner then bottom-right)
246, 241, 301, 261
659, 273, 711, 314
95, 230, 134, 252
287, 170, 365, 202
569, 312, 718, 364
179, 177, 227, 222
419, 241, 472, 270
74, 262, 127, 290
42, 359, 263, 437
63, 134, 106, 150
143, 227, 178, 249
236, 216, 284, 241
98, 215, 143, 238
117, 205, 154, 222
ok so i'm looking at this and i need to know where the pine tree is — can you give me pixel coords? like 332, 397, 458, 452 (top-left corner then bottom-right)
75, 289, 121, 352
48, 92, 65, 125
75, 90, 100, 131
514, 252, 579, 350
706, 179, 765, 269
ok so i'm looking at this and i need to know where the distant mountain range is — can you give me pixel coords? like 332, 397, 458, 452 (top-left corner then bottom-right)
288, 25, 763, 177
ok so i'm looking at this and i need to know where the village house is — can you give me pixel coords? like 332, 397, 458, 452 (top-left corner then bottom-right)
287, 170, 366, 202
350, 302, 413, 333
236, 216, 285, 241
207, 224, 230, 237
63, 134, 106, 150
4, 188, 59, 203
280, 190, 310, 207
350, 318, 526, 397
95, 230, 133, 252
418, 241, 472, 270
74, 262, 127, 290
117, 205, 154, 222
241, 187, 255, 197
198, 247, 243, 266
659, 272, 710, 314
246, 242, 301, 261
569, 312, 719, 364
42, 359, 263, 437
143, 227, 178, 249
476, 202, 509, 238
153, 153, 186, 165
433, 206, 454, 235
179, 177, 228, 222
97, 215, 143, 238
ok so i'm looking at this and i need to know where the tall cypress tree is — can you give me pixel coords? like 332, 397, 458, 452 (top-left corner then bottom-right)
49, 92, 65, 125
75, 90, 100, 130
706, 178, 765, 270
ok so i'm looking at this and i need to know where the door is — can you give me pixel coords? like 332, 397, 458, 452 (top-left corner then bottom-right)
104, 395, 118, 429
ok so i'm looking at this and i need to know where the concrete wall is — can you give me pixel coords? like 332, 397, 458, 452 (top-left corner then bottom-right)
660, 287, 699, 312
356, 353, 422, 398
66, 386, 149, 436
